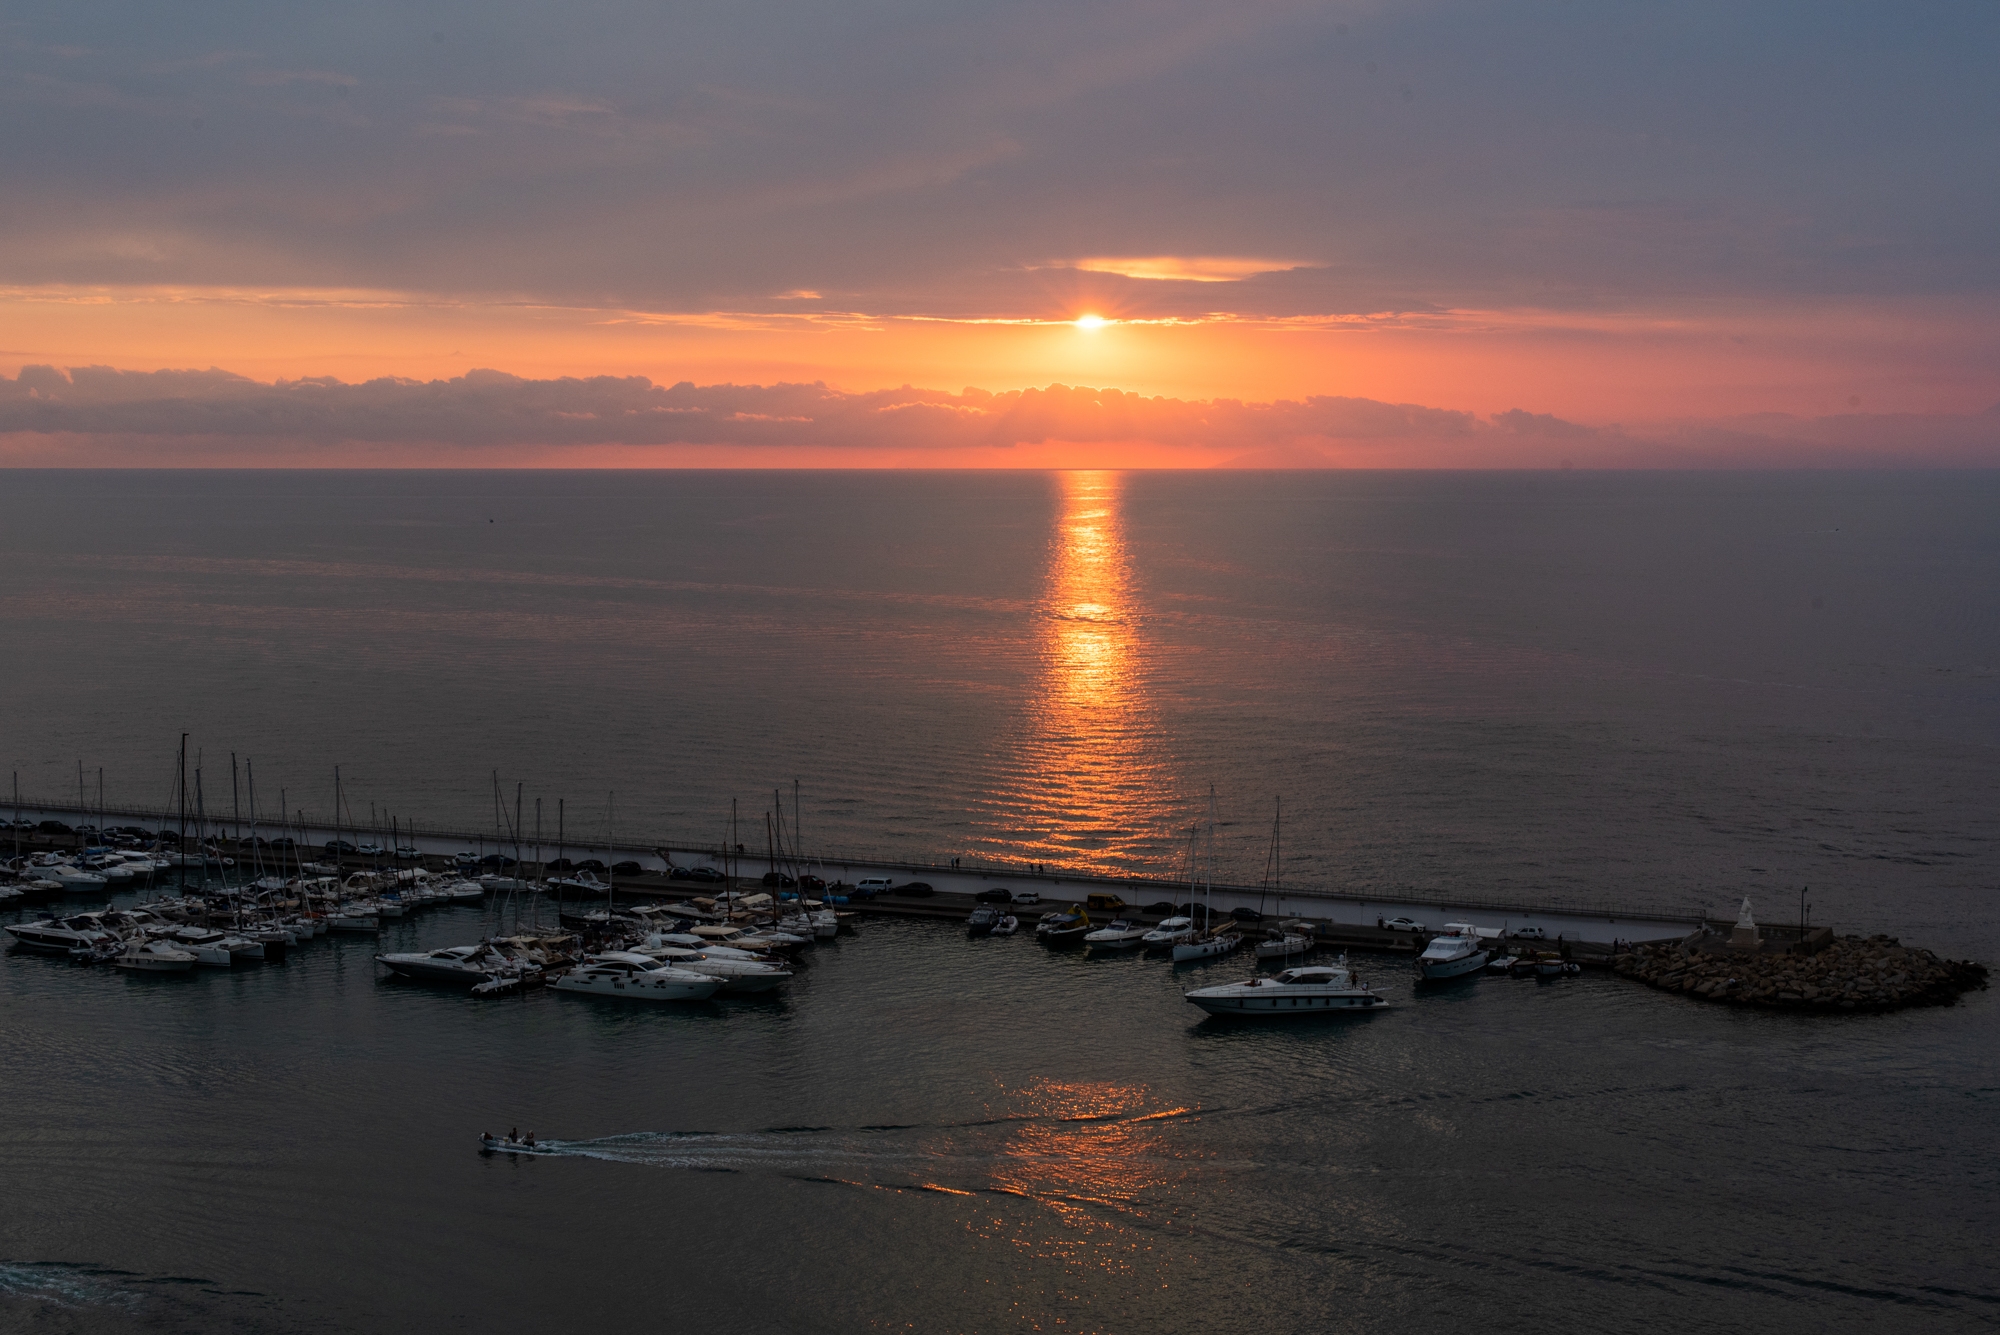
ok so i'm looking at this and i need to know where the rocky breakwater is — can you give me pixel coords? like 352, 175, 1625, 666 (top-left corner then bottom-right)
1613, 934, 1988, 1012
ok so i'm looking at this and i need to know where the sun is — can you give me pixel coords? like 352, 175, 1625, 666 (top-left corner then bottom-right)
1073, 313, 1109, 330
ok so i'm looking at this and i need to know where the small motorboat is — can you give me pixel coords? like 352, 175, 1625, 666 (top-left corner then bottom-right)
989, 913, 1019, 937
967, 907, 999, 938
1254, 922, 1316, 960
1142, 916, 1195, 951
114, 939, 198, 973
1084, 919, 1149, 949
1185, 960, 1389, 1017
479, 1133, 551, 1155
1415, 924, 1491, 980
1485, 953, 1516, 973
1035, 909, 1092, 946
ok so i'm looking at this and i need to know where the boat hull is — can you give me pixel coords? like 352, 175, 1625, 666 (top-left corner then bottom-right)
1171, 935, 1241, 963
1186, 991, 1389, 1017
552, 973, 723, 1001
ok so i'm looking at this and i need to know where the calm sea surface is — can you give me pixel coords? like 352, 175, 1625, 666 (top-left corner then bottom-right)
1, 469, 1996, 1332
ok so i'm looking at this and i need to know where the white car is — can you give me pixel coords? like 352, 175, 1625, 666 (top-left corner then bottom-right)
1012, 890, 1041, 906
855, 877, 892, 894
1512, 926, 1548, 940
1381, 917, 1425, 932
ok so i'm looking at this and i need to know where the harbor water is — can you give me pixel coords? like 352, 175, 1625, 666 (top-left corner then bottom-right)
2, 469, 1997, 1331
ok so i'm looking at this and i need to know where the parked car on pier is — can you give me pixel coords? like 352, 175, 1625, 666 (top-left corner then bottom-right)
324, 840, 358, 855
975, 887, 1013, 903
896, 882, 935, 897
1511, 926, 1548, 940
686, 866, 725, 882
610, 861, 643, 877
1012, 890, 1040, 906
1230, 907, 1264, 923
577, 859, 607, 873
1143, 901, 1178, 916
761, 871, 797, 888
356, 844, 386, 857
854, 878, 892, 895
1380, 916, 1425, 932
479, 854, 518, 868
38, 821, 73, 835
395, 846, 420, 859
798, 874, 826, 892
546, 859, 576, 872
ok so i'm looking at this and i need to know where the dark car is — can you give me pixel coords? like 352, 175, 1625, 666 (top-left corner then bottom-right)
1230, 907, 1264, 923
324, 839, 358, 854
576, 859, 607, 873
797, 874, 826, 892
545, 858, 577, 872
761, 871, 797, 888
974, 887, 1013, 903
897, 882, 935, 898
270, 837, 296, 850
1143, 901, 1178, 916
685, 866, 725, 883
610, 861, 643, 877
154, 829, 181, 843
38, 820, 73, 835
478, 854, 518, 868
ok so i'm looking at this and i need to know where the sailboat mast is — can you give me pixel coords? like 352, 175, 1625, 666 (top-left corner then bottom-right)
177, 735, 188, 892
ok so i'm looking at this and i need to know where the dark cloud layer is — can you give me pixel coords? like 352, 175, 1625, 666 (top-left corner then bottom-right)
4, 365, 1993, 467
5, 2, 1998, 316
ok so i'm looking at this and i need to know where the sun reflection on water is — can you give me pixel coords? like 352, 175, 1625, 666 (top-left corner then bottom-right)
983, 471, 1181, 871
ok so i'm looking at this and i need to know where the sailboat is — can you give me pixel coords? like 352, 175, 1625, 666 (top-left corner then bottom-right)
1253, 798, 1314, 960
1172, 789, 1242, 963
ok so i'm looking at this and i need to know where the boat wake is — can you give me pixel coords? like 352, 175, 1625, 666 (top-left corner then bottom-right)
492, 1085, 1214, 1232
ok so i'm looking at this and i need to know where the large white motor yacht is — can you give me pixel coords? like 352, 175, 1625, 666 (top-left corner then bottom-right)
5, 913, 119, 953
1141, 916, 1195, 950
375, 943, 523, 985
626, 946, 792, 995
552, 956, 723, 1001
1184, 961, 1390, 1017
1415, 924, 1491, 980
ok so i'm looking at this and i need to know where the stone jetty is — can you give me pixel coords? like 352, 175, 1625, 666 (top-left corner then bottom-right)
1613, 933, 1988, 1012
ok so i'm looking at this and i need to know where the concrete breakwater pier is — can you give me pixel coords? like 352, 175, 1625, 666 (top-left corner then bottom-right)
5, 797, 1705, 947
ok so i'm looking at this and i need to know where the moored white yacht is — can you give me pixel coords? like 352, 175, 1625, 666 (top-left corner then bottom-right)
1184, 960, 1390, 1017
1254, 922, 1316, 959
114, 939, 199, 973
5, 913, 120, 953
1142, 915, 1195, 950
1084, 919, 1149, 948
625, 945, 792, 995
376, 943, 533, 986
1414, 923, 1491, 980
551, 956, 723, 1001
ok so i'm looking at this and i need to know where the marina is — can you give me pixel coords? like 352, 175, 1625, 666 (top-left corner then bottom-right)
6, 794, 1986, 1017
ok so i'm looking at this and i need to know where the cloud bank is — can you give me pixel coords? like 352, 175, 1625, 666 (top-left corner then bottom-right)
3, 365, 1994, 468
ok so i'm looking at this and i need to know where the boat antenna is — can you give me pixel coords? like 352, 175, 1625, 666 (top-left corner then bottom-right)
231, 753, 240, 844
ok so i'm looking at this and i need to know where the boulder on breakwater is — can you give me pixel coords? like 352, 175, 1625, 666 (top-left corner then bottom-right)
1613, 934, 1988, 1012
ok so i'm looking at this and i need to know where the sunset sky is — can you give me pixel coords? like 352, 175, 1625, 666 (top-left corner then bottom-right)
4, 1, 1997, 466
